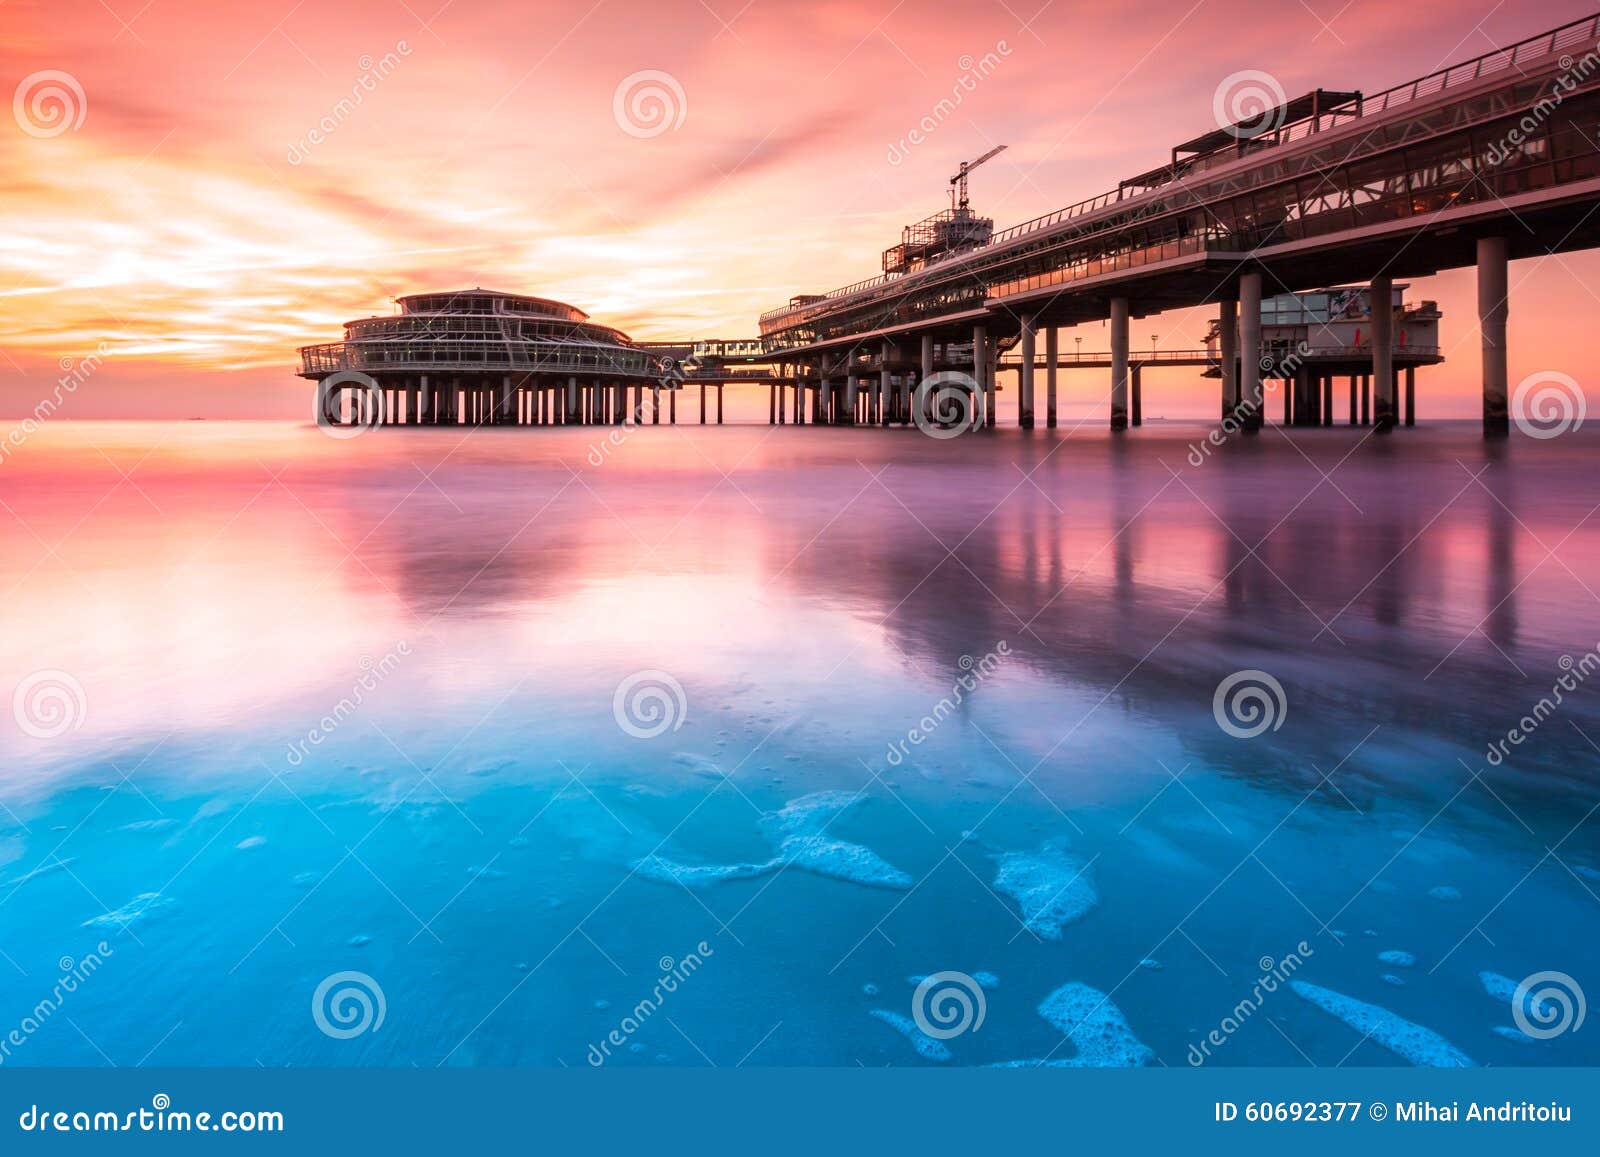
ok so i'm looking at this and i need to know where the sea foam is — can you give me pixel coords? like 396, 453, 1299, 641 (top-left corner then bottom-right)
1291, 981, 1474, 1067
869, 1009, 952, 1062
632, 790, 913, 891
990, 983, 1152, 1068
84, 892, 175, 930
1036, 982, 1154, 1067
992, 839, 1098, 940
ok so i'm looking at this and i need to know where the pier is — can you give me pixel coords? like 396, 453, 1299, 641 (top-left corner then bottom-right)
757, 12, 1600, 436
301, 12, 1600, 437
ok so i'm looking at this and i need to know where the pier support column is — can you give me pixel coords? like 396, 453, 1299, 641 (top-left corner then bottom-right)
1131, 364, 1143, 427
1362, 375, 1371, 425
1405, 367, 1415, 427
700, 383, 707, 425
499, 375, 512, 424
1478, 236, 1510, 436
1018, 314, 1036, 428
1045, 326, 1058, 428
971, 326, 988, 429
845, 374, 859, 426
880, 341, 894, 428
670, 389, 677, 424
1109, 296, 1130, 431
1220, 299, 1238, 421
652, 386, 661, 425
1239, 273, 1262, 430
1323, 374, 1333, 426
717, 385, 724, 424
566, 377, 580, 424
883, 345, 896, 432
1371, 274, 1396, 430
1294, 365, 1314, 427
420, 374, 432, 425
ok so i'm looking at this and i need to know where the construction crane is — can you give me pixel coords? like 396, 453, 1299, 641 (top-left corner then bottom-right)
883, 147, 1009, 276
950, 145, 1007, 211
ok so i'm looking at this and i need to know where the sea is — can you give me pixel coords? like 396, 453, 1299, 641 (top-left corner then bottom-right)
0, 418, 1595, 1068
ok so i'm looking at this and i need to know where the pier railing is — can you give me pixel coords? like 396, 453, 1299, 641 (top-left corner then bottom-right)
758, 11, 1600, 331
299, 340, 664, 379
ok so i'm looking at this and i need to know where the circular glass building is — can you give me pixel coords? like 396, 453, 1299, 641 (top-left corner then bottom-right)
298, 288, 675, 426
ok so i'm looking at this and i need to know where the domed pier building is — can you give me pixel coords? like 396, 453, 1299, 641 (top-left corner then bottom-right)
298, 289, 688, 427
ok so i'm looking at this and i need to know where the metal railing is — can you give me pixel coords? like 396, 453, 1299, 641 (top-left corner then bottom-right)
759, 11, 1600, 329
298, 340, 661, 378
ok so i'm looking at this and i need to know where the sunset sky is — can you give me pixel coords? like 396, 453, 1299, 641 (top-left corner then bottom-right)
4, 0, 1600, 419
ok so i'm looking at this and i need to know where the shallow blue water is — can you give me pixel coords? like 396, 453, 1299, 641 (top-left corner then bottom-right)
0, 419, 1596, 1067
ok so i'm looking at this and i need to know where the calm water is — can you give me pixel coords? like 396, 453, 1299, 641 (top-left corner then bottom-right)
0, 418, 1596, 1068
